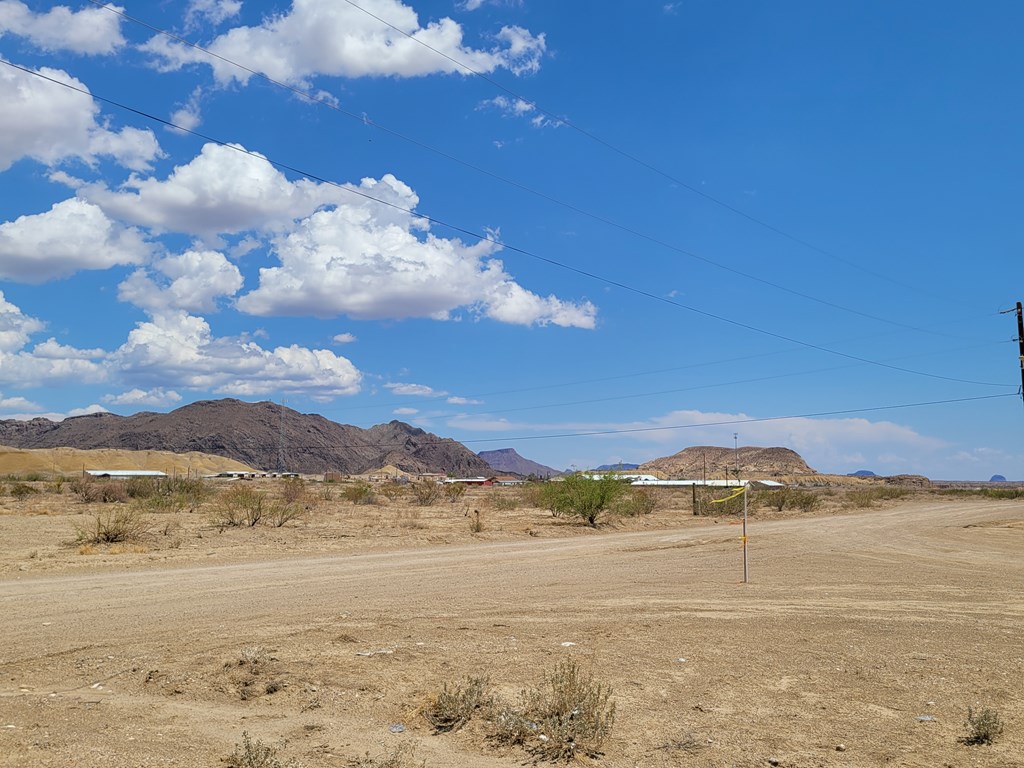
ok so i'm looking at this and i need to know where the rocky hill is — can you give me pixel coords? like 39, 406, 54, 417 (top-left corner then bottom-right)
0, 399, 493, 476
640, 445, 816, 479
478, 448, 560, 478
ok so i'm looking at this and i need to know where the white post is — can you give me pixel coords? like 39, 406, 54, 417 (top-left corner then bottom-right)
742, 482, 749, 584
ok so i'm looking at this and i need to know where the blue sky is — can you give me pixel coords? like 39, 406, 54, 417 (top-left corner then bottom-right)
0, 0, 1022, 480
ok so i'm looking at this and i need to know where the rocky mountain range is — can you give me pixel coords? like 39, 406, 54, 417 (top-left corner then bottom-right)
0, 399, 493, 476
478, 448, 560, 478
640, 445, 815, 479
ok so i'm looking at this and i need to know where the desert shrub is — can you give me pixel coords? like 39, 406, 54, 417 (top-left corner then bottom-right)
215, 485, 267, 527
614, 487, 656, 517
762, 488, 790, 511
279, 477, 306, 504
963, 707, 1003, 745
518, 482, 548, 508
443, 482, 468, 502
70, 478, 130, 503
542, 475, 628, 526
492, 660, 615, 761
790, 490, 820, 512
268, 500, 304, 528
5, 471, 47, 482
489, 491, 521, 511
225, 732, 297, 768
378, 482, 405, 502
342, 481, 376, 505
124, 476, 159, 499
77, 508, 149, 544
9, 482, 40, 501
411, 480, 442, 507
982, 487, 1024, 499
422, 676, 491, 733
165, 476, 213, 505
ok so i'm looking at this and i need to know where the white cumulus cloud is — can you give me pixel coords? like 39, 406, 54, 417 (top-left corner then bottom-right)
103, 387, 183, 407
118, 249, 243, 314
81, 142, 344, 238
185, 0, 242, 30
0, 198, 151, 282
142, 0, 545, 83
235, 175, 597, 328
112, 310, 362, 398
0, 61, 161, 171
385, 382, 446, 397
0, 1, 125, 55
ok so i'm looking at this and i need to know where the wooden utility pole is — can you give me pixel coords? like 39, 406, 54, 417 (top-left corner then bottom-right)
1006, 301, 1024, 404
1017, 302, 1024, 404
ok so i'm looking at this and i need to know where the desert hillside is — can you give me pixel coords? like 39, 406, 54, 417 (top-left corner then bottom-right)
641, 445, 816, 479
0, 445, 255, 477
0, 399, 493, 476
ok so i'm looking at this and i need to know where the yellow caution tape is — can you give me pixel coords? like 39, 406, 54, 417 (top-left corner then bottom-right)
710, 487, 746, 504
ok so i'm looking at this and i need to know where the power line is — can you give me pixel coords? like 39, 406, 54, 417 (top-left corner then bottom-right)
154, 392, 1018, 452
334, 0, 938, 298
83, 0, 975, 339
316, 338, 1014, 419
2, 58, 1008, 391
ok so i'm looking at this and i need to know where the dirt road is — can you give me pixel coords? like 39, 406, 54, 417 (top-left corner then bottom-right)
2, 498, 1022, 767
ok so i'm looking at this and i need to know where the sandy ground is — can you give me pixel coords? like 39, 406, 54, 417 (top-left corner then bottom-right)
0, 483, 1022, 767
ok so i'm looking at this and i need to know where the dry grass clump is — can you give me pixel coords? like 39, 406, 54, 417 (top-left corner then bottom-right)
422, 675, 491, 733
422, 661, 615, 762
346, 744, 424, 768
225, 732, 297, 768
490, 660, 616, 761
489, 489, 523, 511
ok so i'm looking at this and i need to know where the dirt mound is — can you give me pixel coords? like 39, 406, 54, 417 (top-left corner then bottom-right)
641, 445, 816, 479
0, 445, 254, 476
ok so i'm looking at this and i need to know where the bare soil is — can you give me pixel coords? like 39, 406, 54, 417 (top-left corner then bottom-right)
1, 482, 1022, 767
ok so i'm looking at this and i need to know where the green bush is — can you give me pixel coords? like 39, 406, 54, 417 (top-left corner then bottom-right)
342, 480, 376, 505
963, 707, 1003, 745
541, 475, 628, 526
411, 480, 442, 507
614, 487, 657, 517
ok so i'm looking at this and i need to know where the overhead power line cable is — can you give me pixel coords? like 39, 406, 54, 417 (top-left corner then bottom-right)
316, 338, 1012, 419
83, 0, 979, 339
334, 0, 934, 297
4, 58, 1010, 392
158, 392, 1020, 452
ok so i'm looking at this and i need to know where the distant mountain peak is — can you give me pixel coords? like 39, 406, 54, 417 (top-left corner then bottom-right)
478, 448, 559, 477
